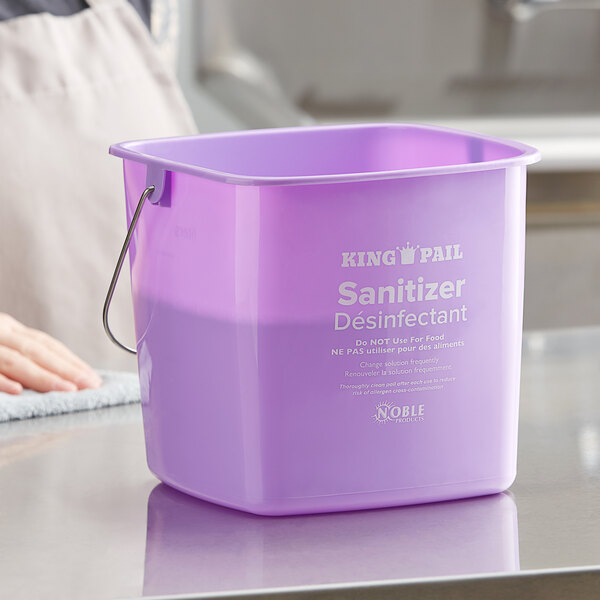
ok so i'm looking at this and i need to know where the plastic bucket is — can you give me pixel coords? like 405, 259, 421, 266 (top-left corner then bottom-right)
108, 123, 540, 516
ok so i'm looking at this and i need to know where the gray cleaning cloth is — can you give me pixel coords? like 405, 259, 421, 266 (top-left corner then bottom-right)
0, 370, 140, 423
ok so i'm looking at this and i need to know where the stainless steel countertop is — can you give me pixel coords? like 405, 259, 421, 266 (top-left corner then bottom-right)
1, 328, 599, 600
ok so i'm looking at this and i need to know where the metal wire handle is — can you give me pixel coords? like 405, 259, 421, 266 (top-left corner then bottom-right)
102, 186, 155, 354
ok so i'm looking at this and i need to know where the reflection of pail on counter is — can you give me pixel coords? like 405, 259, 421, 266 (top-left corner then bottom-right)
109, 124, 540, 515
143, 485, 519, 597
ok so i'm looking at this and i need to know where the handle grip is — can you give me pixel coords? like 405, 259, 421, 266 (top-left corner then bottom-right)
102, 185, 155, 355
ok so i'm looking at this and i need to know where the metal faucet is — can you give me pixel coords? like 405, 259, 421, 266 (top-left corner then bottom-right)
491, 0, 600, 21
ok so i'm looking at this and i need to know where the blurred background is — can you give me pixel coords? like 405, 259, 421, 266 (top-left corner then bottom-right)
175, 0, 600, 331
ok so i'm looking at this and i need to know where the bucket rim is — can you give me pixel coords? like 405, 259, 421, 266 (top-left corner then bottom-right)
109, 122, 541, 187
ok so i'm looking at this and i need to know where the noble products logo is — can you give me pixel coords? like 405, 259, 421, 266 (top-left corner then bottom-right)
372, 401, 425, 424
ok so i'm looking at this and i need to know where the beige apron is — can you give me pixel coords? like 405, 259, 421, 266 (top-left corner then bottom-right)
0, 0, 197, 371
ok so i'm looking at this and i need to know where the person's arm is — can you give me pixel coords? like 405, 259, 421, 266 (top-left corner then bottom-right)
0, 313, 101, 395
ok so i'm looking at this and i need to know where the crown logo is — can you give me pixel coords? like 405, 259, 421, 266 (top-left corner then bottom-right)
397, 242, 418, 265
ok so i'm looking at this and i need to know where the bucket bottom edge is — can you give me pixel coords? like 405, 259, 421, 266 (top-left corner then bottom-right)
152, 473, 516, 517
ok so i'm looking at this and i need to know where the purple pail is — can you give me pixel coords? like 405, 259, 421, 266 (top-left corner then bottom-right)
107, 124, 540, 515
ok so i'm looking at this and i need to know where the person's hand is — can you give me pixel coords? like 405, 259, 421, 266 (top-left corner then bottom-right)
0, 313, 102, 395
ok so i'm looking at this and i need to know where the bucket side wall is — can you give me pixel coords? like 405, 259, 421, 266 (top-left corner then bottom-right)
122, 160, 526, 512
